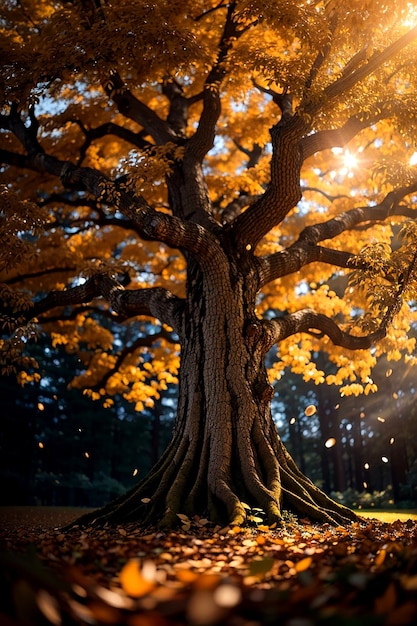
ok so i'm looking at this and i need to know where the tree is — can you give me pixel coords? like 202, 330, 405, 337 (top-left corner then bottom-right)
2, 0, 417, 528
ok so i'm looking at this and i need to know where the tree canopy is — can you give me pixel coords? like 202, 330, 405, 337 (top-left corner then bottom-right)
2, 0, 417, 527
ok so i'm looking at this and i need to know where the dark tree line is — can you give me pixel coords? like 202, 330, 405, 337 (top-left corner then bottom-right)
2, 337, 416, 509
273, 357, 417, 508
0, 339, 174, 506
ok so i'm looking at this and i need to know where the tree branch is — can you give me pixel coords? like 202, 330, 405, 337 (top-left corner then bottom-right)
1, 107, 222, 261
259, 245, 353, 287
75, 120, 151, 165
221, 193, 262, 225
162, 77, 199, 139
301, 187, 349, 203
258, 181, 417, 286
166, 4, 245, 227
0, 149, 29, 169
303, 8, 338, 94
101, 70, 175, 144
2, 274, 185, 338
229, 114, 307, 252
194, 1, 228, 22
233, 140, 263, 168
305, 25, 417, 114
265, 307, 391, 351
4, 266, 80, 286
301, 110, 385, 160
186, 2, 239, 162
90, 327, 177, 392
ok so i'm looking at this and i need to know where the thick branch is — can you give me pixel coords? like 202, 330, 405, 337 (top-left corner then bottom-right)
301, 111, 384, 160
1, 110, 220, 260
186, 2, 238, 162
2, 274, 185, 337
1, 104, 43, 158
265, 246, 417, 352
259, 245, 352, 287
230, 114, 307, 252
266, 308, 390, 352
166, 6, 244, 227
0, 149, 29, 169
162, 78, 200, 138
102, 70, 175, 144
296, 184, 417, 244
11, 149, 219, 260
258, 182, 417, 286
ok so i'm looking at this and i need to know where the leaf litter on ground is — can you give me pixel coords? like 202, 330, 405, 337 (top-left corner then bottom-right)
1, 511, 417, 626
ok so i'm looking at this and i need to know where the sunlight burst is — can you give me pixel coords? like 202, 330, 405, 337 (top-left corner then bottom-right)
410, 151, 417, 166
403, 2, 417, 28
343, 150, 358, 170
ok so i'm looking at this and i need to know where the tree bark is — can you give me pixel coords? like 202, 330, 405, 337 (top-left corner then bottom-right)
75, 251, 358, 529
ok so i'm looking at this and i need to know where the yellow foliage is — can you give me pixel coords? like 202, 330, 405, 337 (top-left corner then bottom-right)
17, 371, 41, 386
1, 0, 417, 405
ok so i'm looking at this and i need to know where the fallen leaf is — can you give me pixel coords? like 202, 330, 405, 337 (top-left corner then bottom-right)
119, 560, 155, 597
249, 557, 275, 577
295, 557, 313, 573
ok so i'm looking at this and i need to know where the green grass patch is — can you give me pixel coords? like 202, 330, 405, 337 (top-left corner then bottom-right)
355, 509, 417, 522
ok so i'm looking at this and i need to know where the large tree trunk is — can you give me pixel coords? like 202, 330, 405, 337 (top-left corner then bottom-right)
76, 254, 357, 529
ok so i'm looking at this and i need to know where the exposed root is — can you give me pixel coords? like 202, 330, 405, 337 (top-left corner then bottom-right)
66, 417, 360, 531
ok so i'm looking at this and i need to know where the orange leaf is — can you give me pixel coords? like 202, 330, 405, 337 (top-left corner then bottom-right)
374, 548, 386, 567
305, 404, 316, 416
119, 560, 155, 597
295, 557, 312, 572
176, 569, 199, 584
194, 574, 221, 589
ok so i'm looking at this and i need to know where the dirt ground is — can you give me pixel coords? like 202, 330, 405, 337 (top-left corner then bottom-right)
1, 506, 415, 532
0, 506, 96, 531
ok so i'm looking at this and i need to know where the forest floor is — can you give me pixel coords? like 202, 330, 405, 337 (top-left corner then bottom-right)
1, 506, 417, 626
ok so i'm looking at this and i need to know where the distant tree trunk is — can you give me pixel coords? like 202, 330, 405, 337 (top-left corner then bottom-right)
333, 439, 348, 492
390, 431, 409, 501
150, 398, 162, 466
316, 385, 335, 493
295, 419, 307, 475
351, 414, 364, 492
76, 256, 357, 528
284, 393, 305, 473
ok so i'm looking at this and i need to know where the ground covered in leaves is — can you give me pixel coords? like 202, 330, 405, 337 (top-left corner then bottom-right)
1, 508, 417, 626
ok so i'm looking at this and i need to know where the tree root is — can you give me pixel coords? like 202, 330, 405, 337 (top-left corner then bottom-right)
67, 416, 360, 531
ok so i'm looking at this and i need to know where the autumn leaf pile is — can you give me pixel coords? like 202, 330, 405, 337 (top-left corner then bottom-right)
1, 512, 417, 626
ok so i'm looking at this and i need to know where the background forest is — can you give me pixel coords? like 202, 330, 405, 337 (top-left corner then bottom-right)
2, 334, 416, 510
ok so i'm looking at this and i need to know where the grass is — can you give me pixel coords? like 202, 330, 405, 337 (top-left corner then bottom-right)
1, 506, 417, 529
0, 505, 96, 529
355, 509, 417, 522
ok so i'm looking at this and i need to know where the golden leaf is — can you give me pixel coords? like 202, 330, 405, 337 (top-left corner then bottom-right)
119, 560, 155, 598
295, 556, 313, 573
